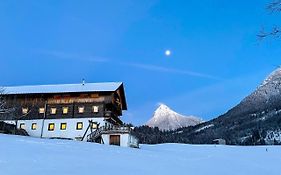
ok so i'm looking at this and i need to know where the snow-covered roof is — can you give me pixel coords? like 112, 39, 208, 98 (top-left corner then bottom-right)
3, 82, 123, 95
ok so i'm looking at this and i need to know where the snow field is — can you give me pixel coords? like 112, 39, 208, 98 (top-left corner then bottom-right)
1, 134, 281, 175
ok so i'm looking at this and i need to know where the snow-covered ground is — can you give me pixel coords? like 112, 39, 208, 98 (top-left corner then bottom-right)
1, 134, 281, 175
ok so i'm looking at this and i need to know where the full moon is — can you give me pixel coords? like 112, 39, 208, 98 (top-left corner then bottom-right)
165, 50, 171, 56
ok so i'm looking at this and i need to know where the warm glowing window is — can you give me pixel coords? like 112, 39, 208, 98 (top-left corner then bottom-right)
22, 108, 28, 114
19, 123, 25, 129
78, 106, 84, 113
31, 123, 37, 130
50, 108, 57, 114
90, 93, 99, 98
76, 122, 83, 130
62, 107, 68, 114
60, 123, 67, 130
92, 106, 99, 113
48, 123, 55, 131
39, 108, 45, 114
91, 123, 98, 129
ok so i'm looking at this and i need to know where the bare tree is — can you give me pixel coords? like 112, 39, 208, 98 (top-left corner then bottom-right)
268, 0, 281, 12
0, 88, 10, 114
258, 0, 281, 39
0, 88, 16, 133
0, 88, 15, 117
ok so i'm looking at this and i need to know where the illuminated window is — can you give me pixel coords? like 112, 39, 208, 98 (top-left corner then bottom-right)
39, 108, 45, 114
62, 107, 68, 114
78, 106, 84, 114
92, 106, 99, 113
48, 123, 55, 131
91, 123, 98, 129
60, 123, 67, 130
50, 108, 57, 114
31, 123, 37, 130
22, 108, 28, 114
76, 122, 83, 130
19, 123, 25, 129
90, 93, 99, 98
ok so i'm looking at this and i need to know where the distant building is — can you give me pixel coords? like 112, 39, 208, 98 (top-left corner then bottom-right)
212, 139, 226, 145
0, 82, 139, 148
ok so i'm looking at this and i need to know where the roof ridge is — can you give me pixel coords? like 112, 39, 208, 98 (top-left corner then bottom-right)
2, 82, 123, 95
3, 82, 123, 88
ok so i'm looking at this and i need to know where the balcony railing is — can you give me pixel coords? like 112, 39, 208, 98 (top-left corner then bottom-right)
100, 125, 132, 133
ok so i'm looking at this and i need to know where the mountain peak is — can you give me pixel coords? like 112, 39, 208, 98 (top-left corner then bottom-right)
154, 103, 177, 118
146, 103, 203, 131
156, 103, 170, 111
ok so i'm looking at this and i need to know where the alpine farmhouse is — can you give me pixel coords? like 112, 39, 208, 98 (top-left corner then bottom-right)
0, 82, 139, 148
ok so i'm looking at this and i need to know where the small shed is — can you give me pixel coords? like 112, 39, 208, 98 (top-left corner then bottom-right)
87, 126, 139, 148
212, 138, 226, 145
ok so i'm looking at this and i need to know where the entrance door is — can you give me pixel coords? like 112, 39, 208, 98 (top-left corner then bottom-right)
109, 135, 120, 146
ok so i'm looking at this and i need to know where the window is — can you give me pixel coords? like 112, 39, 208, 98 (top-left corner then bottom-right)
92, 106, 99, 113
62, 107, 68, 114
39, 108, 45, 114
19, 123, 25, 129
78, 106, 84, 114
60, 123, 67, 130
31, 123, 37, 130
90, 94, 99, 98
22, 108, 28, 114
91, 123, 98, 129
76, 122, 83, 130
50, 108, 57, 115
48, 123, 55, 131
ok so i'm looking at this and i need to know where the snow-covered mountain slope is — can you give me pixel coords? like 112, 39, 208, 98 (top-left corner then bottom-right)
182, 67, 281, 145
223, 67, 281, 120
236, 67, 281, 114
146, 104, 203, 130
1, 134, 281, 175
261, 67, 281, 87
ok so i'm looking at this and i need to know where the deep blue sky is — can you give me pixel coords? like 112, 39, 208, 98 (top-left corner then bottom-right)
1, 0, 281, 125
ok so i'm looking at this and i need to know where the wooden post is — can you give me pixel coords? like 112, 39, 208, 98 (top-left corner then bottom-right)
81, 120, 92, 141
40, 101, 47, 138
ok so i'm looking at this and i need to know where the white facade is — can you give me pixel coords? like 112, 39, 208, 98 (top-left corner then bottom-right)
14, 118, 109, 140
6, 118, 139, 148
102, 133, 139, 148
